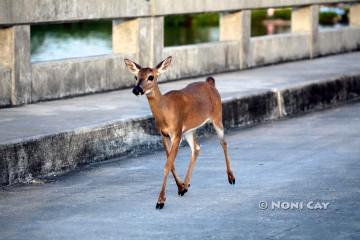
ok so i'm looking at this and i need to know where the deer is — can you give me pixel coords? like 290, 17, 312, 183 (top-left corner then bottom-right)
124, 56, 235, 209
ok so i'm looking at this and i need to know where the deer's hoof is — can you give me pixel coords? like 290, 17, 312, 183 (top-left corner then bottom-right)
181, 183, 190, 188
156, 202, 165, 209
228, 178, 235, 185
178, 188, 188, 196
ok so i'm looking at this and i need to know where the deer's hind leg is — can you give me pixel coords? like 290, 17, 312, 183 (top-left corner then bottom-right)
212, 119, 236, 185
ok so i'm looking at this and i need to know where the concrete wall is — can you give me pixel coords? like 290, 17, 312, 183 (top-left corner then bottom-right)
250, 33, 310, 67
27, 27, 360, 103
31, 54, 136, 102
162, 41, 240, 81
0, 25, 354, 105
0, 66, 11, 107
318, 27, 360, 56
0, 25, 31, 105
0, 0, 152, 25
153, 0, 359, 16
0, 0, 358, 25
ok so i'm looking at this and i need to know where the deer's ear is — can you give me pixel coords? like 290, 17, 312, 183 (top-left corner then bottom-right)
156, 56, 172, 74
124, 58, 142, 75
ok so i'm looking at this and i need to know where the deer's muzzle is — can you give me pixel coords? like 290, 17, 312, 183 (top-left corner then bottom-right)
132, 85, 144, 96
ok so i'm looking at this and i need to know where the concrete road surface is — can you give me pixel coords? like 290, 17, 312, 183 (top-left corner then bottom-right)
1, 102, 360, 240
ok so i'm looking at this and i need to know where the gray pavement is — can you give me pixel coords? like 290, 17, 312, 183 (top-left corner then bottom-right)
1, 102, 360, 240
1, 52, 360, 145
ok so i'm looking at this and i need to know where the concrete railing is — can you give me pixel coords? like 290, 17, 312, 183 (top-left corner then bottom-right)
0, 0, 360, 107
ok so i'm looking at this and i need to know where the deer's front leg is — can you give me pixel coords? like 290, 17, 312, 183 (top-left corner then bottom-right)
156, 134, 181, 209
162, 136, 184, 192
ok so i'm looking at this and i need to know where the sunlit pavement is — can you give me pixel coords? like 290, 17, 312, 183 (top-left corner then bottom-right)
1, 102, 360, 240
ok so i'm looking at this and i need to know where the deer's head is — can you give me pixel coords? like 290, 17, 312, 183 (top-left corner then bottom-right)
124, 56, 172, 96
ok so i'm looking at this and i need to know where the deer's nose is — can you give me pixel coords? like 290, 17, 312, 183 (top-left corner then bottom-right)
132, 85, 144, 96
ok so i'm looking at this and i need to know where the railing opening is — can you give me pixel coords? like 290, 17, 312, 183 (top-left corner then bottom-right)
251, 8, 291, 37
164, 13, 219, 46
31, 21, 112, 63
319, 4, 349, 30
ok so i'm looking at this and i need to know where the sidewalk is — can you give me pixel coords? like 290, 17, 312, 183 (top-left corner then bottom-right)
1, 52, 360, 185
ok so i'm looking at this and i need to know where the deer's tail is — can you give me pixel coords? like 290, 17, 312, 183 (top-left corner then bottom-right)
206, 76, 215, 87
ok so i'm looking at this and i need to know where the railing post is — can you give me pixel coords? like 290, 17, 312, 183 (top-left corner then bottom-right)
113, 17, 164, 67
0, 25, 31, 106
291, 5, 319, 58
350, 3, 360, 27
220, 10, 251, 69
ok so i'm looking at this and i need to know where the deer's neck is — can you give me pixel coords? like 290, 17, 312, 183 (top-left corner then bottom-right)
146, 85, 164, 121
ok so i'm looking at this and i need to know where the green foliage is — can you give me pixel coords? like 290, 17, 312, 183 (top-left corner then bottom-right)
252, 8, 343, 25
251, 9, 267, 23
193, 13, 219, 26
274, 9, 291, 20
252, 8, 291, 22
165, 13, 219, 27
319, 12, 338, 25
164, 15, 187, 27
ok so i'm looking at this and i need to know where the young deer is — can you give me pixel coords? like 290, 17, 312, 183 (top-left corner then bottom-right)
124, 56, 235, 209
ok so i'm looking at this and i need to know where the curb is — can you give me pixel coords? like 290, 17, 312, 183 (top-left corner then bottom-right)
1, 74, 360, 185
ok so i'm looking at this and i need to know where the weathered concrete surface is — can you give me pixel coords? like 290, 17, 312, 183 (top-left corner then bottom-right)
164, 27, 360, 81
292, 5, 319, 58
31, 54, 136, 102
1, 0, 358, 25
250, 33, 310, 67
0, 0, 153, 25
113, 17, 164, 67
0, 103, 359, 240
163, 41, 240, 81
281, 75, 360, 115
220, 10, 251, 69
350, 3, 360, 27
0, 66, 11, 106
318, 27, 360, 56
31, 33, 240, 103
27, 28, 360, 104
153, 0, 360, 16
0, 25, 31, 106
1, 22, 357, 106
1, 52, 360, 185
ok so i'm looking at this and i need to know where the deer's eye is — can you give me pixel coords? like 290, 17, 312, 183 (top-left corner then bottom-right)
134, 76, 137, 80
148, 75, 154, 81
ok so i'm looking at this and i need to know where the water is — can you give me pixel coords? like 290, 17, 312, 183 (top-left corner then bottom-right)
30, 20, 345, 63
31, 21, 112, 62
31, 23, 289, 62
164, 26, 219, 47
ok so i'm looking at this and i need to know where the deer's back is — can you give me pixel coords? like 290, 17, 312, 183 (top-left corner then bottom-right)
161, 81, 222, 131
